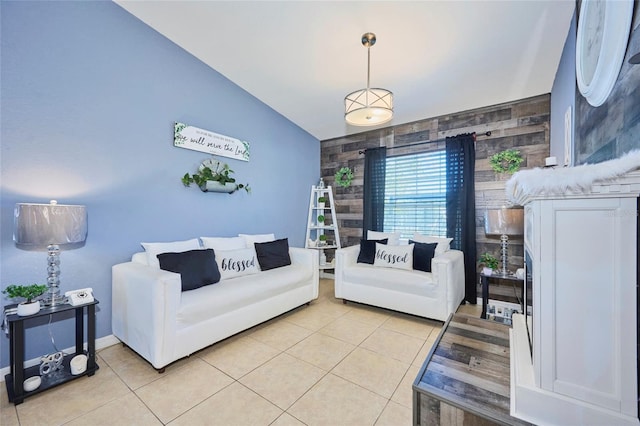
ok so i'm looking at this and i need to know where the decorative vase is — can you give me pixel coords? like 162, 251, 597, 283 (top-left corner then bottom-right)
482, 267, 493, 276
70, 354, 88, 375
202, 181, 236, 193
17, 301, 40, 316
23, 376, 41, 392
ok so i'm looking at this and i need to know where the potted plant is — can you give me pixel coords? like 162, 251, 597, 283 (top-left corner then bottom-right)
2, 284, 48, 316
318, 234, 327, 247
317, 196, 327, 208
479, 253, 499, 276
182, 158, 250, 194
317, 215, 325, 224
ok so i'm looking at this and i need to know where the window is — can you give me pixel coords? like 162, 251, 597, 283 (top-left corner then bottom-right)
383, 149, 447, 239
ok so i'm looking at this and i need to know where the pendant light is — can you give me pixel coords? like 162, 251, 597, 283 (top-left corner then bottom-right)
344, 32, 393, 126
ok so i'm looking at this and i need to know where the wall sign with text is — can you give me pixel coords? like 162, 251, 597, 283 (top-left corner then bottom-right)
174, 122, 250, 162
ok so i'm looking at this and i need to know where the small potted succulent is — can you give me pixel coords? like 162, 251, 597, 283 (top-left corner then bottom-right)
479, 253, 499, 276
317, 196, 328, 208
2, 284, 48, 316
318, 234, 328, 247
317, 215, 325, 224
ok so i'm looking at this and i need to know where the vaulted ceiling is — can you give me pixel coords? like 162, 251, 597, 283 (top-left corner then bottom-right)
116, 1, 575, 141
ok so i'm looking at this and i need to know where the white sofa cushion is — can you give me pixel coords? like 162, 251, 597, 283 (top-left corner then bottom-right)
367, 230, 401, 245
214, 248, 260, 280
201, 236, 246, 251
141, 238, 201, 268
342, 263, 438, 298
373, 243, 414, 270
177, 264, 312, 326
411, 233, 453, 256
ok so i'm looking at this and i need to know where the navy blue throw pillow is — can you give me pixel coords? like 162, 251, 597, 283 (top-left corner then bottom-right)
157, 249, 220, 291
255, 238, 292, 271
409, 240, 437, 272
357, 238, 388, 264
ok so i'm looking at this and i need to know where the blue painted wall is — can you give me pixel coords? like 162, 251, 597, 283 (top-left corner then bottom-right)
0, 1, 319, 368
550, 11, 576, 166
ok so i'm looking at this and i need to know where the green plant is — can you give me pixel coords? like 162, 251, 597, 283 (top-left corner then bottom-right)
2, 284, 48, 303
334, 167, 354, 188
317, 215, 325, 223
319, 234, 327, 241
182, 158, 250, 193
489, 149, 523, 174
479, 253, 499, 270
318, 196, 327, 203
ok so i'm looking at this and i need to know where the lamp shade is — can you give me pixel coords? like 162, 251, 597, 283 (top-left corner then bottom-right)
484, 208, 524, 236
344, 88, 394, 126
14, 202, 87, 249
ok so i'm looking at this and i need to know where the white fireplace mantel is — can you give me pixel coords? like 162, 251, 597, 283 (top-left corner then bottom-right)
509, 164, 640, 426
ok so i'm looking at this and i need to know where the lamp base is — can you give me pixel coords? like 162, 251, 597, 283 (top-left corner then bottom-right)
41, 294, 66, 307
495, 269, 514, 278
44, 244, 64, 306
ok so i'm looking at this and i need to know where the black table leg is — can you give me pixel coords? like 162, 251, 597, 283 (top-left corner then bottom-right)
87, 304, 96, 375
75, 307, 84, 355
481, 275, 489, 319
10, 320, 25, 404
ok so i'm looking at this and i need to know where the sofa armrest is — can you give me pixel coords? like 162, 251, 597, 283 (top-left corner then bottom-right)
289, 247, 319, 298
432, 249, 465, 305
334, 245, 360, 297
111, 262, 181, 369
289, 246, 318, 269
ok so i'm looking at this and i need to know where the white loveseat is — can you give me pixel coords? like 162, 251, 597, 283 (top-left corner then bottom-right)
112, 237, 318, 370
334, 239, 465, 322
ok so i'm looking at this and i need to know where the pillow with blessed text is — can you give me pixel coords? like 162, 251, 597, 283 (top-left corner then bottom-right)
214, 247, 260, 280
373, 243, 414, 270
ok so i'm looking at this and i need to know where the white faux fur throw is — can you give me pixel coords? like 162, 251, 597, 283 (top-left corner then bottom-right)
506, 150, 640, 204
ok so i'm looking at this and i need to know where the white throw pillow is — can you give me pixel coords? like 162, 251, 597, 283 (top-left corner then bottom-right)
201, 236, 246, 251
141, 238, 201, 268
367, 230, 401, 245
214, 247, 260, 280
238, 233, 276, 248
411, 233, 453, 257
373, 243, 414, 270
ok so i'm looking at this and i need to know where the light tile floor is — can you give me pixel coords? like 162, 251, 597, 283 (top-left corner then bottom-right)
1, 279, 481, 426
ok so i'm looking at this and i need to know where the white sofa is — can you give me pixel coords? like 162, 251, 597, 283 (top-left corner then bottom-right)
112, 245, 318, 370
334, 244, 465, 321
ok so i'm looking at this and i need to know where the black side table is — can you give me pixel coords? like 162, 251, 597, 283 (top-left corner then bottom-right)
4, 299, 99, 404
480, 273, 523, 320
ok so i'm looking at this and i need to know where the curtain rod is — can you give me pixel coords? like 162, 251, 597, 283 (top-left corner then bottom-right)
358, 131, 491, 155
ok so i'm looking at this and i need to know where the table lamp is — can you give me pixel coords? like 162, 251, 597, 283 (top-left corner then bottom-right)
484, 207, 524, 276
14, 200, 87, 306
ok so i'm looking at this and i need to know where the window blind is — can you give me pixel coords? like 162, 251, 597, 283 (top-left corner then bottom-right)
383, 150, 447, 239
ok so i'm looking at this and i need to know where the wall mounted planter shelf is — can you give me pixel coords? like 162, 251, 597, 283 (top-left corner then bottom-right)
200, 181, 237, 193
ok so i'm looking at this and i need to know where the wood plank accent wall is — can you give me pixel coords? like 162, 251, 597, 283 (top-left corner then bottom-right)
320, 94, 550, 302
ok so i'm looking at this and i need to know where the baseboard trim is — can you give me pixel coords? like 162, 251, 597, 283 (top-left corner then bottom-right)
0, 334, 121, 382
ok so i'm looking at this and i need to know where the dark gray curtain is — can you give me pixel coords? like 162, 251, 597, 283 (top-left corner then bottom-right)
362, 147, 387, 235
445, 134, 477, 303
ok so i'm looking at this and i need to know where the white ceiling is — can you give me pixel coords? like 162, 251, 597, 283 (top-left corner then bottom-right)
115, 1, 575, 141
